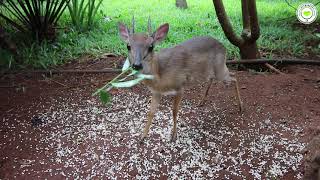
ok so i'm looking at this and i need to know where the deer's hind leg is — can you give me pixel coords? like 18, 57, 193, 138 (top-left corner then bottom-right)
198, 78, 213, 107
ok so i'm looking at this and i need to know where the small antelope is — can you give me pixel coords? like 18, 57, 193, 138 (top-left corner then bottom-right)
118, 18, 243, 142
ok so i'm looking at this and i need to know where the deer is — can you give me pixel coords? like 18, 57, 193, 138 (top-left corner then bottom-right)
118, 17, 243, 142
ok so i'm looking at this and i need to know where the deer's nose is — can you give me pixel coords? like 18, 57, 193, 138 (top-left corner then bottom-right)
132, 64, 143, 70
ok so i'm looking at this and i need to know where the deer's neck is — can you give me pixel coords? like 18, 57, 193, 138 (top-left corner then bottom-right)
142, 52, 160, 79
141, 52, 162, 89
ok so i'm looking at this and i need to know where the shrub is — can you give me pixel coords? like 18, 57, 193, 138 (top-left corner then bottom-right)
0, 0, 70, 42
68, 0, 103, 31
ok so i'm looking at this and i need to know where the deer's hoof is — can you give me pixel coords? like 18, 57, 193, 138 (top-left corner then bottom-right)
139, 135, 146, 144
239, 102, 244, 113
197, 101, 205, 107
171, 133, 177, 142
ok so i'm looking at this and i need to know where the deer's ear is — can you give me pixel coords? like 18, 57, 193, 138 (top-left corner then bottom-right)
152, 23, 169, 44
119, 23, 130, 43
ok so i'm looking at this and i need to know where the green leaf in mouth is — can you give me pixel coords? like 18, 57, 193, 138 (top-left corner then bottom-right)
111, 77, 145, 88
122, 58, 130, 72
93, 57, 155, 104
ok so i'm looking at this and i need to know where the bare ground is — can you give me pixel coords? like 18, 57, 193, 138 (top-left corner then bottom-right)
0, 57, 320, 179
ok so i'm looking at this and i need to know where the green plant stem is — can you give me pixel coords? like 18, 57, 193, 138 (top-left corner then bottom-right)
92, 68, 130, 96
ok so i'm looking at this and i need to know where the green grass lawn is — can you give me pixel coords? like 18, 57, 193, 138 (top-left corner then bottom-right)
1, 0, 319, 69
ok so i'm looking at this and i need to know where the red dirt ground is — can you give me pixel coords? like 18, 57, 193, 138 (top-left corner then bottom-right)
0, 57, 320, 179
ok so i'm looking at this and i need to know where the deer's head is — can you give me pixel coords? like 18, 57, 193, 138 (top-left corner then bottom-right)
118, 17, 169, 71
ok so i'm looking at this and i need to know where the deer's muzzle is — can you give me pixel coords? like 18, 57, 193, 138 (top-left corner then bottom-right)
132, 49, 143, 70
132, 64, 143, 70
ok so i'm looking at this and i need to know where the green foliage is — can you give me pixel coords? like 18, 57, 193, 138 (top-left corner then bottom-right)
99, 91, 111, 105
1, 0, 320, 69
68, 0, 103, 31
316, 33, 320, 49
0, 0, 70, 41
0, 48, 14, 68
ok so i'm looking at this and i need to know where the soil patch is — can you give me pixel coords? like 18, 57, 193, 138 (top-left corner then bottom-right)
0, 57, 320, 179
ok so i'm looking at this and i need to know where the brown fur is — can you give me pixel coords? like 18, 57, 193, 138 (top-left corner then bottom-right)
303, 134, 320, 180
119, 22, 243, 141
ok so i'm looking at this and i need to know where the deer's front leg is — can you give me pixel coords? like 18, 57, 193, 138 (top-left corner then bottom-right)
140, 93, 161, 142
171, 92, 182, 142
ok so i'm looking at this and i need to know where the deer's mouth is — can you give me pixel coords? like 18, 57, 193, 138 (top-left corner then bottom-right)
132, 64, 143, 70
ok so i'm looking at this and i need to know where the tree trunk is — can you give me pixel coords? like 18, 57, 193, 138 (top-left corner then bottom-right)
212, 0, 260, 59
176, 0, 188, 9
239, 41, 260, 59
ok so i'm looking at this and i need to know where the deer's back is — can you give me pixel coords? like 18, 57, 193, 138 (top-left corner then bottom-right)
146, 36, 228, 94
178, 36, 225, 54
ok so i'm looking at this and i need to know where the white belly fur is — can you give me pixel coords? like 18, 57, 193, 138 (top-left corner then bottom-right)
161, 90, 178, 96
149, 87, 178, 96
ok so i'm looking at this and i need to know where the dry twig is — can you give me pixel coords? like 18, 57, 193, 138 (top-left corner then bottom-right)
264, 63, 285, 75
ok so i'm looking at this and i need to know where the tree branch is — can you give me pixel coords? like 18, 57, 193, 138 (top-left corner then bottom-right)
247, 0, 260, 42
3, 69, 122, 74
3, 59, 320, 75
264, 62, 285, 74
212, 0, 244, 46
241, 0, 250, 30
241, 0, 251, 40
227, 59, 320, 65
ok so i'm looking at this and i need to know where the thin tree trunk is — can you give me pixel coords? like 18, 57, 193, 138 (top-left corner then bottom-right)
241, 0, 250, 31
239, 41, 259, 59
213, 0, 260, 59
247, 0, 260, 42
176, 0, 188, 9
213, 0, 243, 46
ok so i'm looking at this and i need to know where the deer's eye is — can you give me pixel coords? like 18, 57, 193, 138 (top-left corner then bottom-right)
148, 45, 154, 52
127, 45, 131, 51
